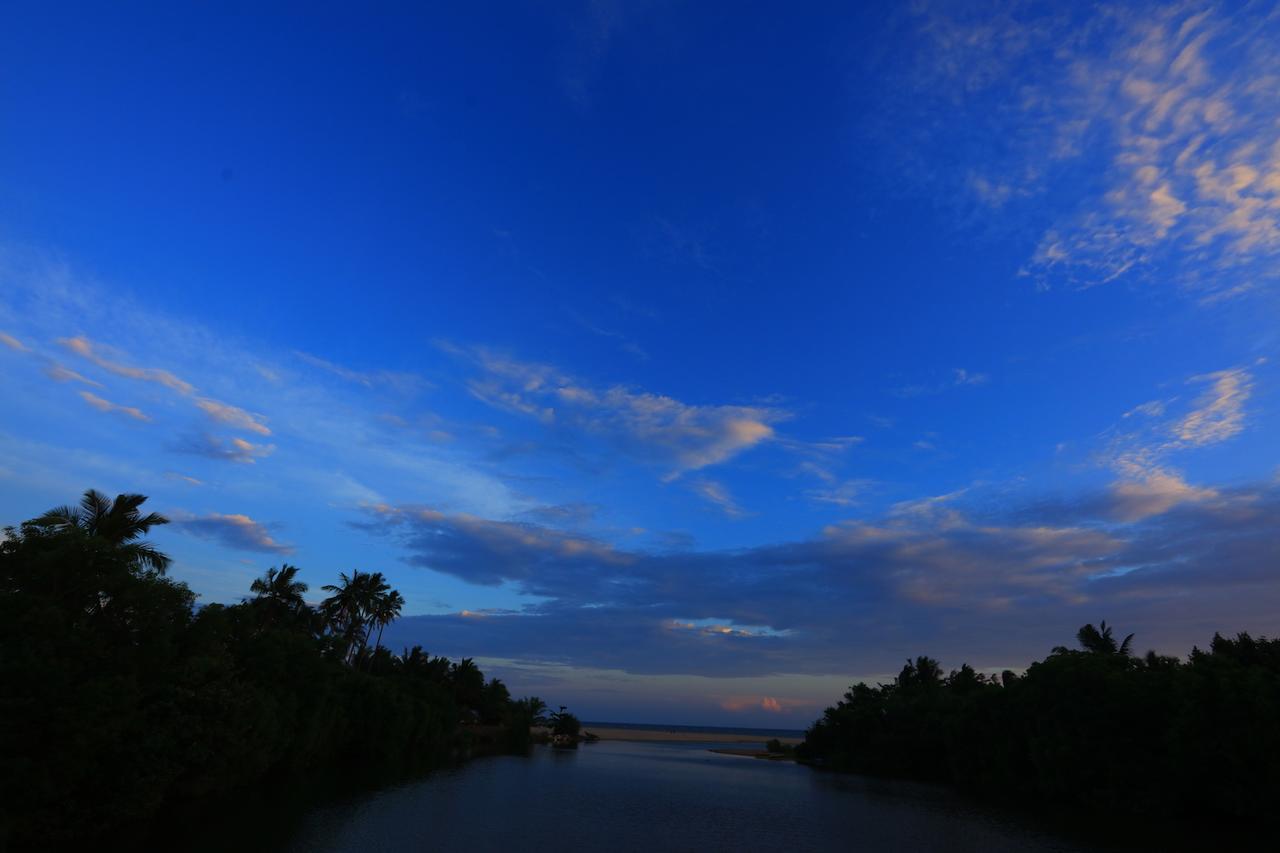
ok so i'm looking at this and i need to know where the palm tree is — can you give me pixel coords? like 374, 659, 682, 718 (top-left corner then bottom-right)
524, 696, 549, 726
321, 570, 370, 662
33, 489, 171, 572
371, 588, 404, 653
358, 571, 393, 654
250, 564, 308, 622
1055, 621, 1134, 656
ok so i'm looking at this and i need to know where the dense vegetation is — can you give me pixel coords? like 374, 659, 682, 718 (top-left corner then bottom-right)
0, 491, 545, 847
800, 622, 1280, 823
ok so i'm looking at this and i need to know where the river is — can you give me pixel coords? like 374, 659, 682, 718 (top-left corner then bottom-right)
166, 737, 1185, 852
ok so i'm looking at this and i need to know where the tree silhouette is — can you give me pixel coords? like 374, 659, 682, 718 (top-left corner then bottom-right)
32, 489, 170, 571
250, 564, 308, 618
1, 489, 559, 847
371, 588, 405, 653
1054, 621, 1134, 656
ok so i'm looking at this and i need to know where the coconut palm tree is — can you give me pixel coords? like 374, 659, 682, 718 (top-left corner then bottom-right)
357, 571, 393, 654
321, 570, 371, 662
32, 489, 171, 572
1055, 621, 1134, 656
371, 588, 404, 653
250, 564, 308, 623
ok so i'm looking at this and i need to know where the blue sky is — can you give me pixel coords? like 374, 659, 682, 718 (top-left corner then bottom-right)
2, 0, 1279, 726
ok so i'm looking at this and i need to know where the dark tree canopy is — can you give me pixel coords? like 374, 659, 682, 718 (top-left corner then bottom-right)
800, 622, 1280, 823
0, 490, 553, 848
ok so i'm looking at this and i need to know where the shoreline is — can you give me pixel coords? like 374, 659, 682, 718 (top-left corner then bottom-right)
582, 726, 803, 745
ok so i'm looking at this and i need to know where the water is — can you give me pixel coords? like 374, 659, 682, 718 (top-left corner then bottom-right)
582, 720, 806, 738
178, 739, 1146, 852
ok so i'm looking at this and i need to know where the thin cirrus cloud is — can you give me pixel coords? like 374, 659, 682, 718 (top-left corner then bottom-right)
1104, 364, 1256, 520
175, 433, 276, 464
172, 511, 294, 554
59, 335, 196, 395
193, 398, 271, 436
58, 335, 270, 436
1025, 4, 1280, 292
900, 2, 1280, 295
445, 343, 783, 478
0, 331, 29, 351
689, 478, 748, 518
894, 368, 989, 398
78, 391, 151, 422
294, 350, 430, 395
45, 365, 104, 387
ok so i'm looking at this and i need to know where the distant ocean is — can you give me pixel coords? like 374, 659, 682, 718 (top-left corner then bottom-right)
582, 720, 806, 738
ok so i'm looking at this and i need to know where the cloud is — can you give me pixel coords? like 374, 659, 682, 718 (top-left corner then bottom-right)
176, 433, 276, 464
294, 351, 429, 395
59, 335, 273, 436
1123, 399, 1169, 419
194, 398, 271, 436
1174, 367, 1252, 446
1103, 364, 1256, 519
722, 696, 786, 714
895, 368, 990, 397
1108, 469, 1218, 522
173, 512, 293, 554
689, 479, 748, 518
1023, 5, 1279, 291
369, 481, 1280, 679
78, 391, 151, 422
567, 311, 650, 361
517, 502, 600, 527
59, 335, 196, 394
888, 3, 1280, 296
447, 345, 783, 477
0, 331, 28, 352
804, 479, 872, 507
357, 503, 629, 586
45, 365, 103, 387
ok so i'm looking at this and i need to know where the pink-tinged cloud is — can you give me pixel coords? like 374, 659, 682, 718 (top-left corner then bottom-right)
721, 696, 785, 713
195, 398, 271, 436
46, 365, 103, 387
173, 511, 293, 554
78, 391, 151, 422
0, 331, 28, 352
59, 336, 196, 395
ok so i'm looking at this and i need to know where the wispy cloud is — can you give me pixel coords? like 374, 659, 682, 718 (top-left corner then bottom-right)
895, 367, 990, 397
294, 351, 429, 395
59, 334, 276, 438
689, 478, 748, 518
446, 344, 784, 477
1103, 364, 1256, 520
1174, 367, 1252, 447
78, 391, 151, 422
0, 331, 28, 352
804, 479, 872, 507
59, 335, 196, 394
567, 311, 649, 361
45, 365, 103, 387
173, 511, 293, 554
893, 3, 1280, 296
194, 398, 271, 436
176, 433, 276, 464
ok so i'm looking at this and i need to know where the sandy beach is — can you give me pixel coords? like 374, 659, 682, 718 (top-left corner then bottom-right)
583, 726, 803, 745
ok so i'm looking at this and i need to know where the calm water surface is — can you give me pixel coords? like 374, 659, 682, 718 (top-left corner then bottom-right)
197, 740, 1128, 853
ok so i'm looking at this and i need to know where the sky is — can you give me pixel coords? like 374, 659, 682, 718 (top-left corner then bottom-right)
2, 0, 1279, 727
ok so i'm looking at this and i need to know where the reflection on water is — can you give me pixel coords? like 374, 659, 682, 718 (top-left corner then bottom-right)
175, 740, 1126, 852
